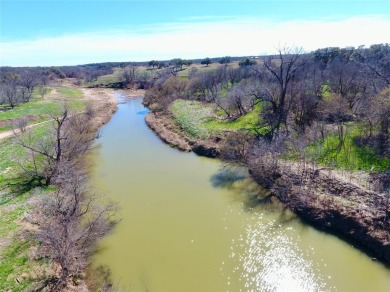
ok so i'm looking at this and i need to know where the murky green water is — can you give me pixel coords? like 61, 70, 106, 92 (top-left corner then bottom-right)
92, 94, 389, 291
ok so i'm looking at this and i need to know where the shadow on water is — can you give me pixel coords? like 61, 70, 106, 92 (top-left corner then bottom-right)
89, 265, 133, 292
211, 168, 390, 267
210, 166, 304, 226
210, 166, 247, 188
275, 208, 300, 225
210, 166, 280, 210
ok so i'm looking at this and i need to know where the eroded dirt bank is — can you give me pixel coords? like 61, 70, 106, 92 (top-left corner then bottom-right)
145, 112, 192, 151
145, 110, 390, 265
263, 164, 390, 264
145, 111, 221, 157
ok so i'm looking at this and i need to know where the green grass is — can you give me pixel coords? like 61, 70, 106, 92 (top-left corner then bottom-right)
0, 124, 52, 291
203, 104, 269, 135
176, 62, 239, 78
0, 205, 28, 238
0, 87, 85, 133
170, 99, 268, 138
308, 124, 390, 171
171, 100, 212, 139
0, 141, 25, 188
86, 67, 123, 86
56, 87, 84, 100
0, 98, 60, 131
0, 193, 34, 291
0, 240, 34, 292
0, 88, 86, 290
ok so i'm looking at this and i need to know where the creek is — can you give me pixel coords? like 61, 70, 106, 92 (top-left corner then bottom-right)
92, 93, 389, 291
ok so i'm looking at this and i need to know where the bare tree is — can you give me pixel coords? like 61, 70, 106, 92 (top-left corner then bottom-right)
0, 74, 22, 108
33, 165, 118, 290
155, 66, 177, 80
290, 69, 321, 133
143, 76, 188, 111
220, 131, 254, 165
324, 52, 365, 110
367, 87, 390, 155
121, 64, 138, 86
19, 70, 39, 102
247, 138, 285, 189
358, 44, 390, 88
224, 81, 256, 117
317, 93, 351, 152
16, 103, 117, 290
260, 46, 306, 138
39, 85, 48, 98
15, 105, 98, 186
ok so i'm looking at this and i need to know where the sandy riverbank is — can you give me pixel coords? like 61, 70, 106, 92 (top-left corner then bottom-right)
0, 88, 145, 142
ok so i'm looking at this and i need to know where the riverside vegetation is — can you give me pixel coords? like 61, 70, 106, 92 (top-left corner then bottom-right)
143, 45, 390, 264
0, 43, 389, 290
0, 74, 119, 290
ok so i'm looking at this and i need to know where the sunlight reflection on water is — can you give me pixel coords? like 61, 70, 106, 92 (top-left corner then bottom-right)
223, 209, 331, 292
93, 96, 389, 291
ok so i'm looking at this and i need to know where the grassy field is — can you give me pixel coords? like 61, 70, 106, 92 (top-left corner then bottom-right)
55, 86, 84, 100
176, 62, 238, 78
308, 124, 390, 171
171, 100, 213, 139
170, 99, 389, 172
82, 62, 241, 85
170, 99, 266, 139
0, 240, 37, 292
0, 121, 58, 291
0, 86, 85, 133
0, 82, 101, 290
86, 67, 123, 86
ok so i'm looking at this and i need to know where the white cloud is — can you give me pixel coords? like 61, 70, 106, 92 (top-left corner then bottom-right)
1, 15, 389, 66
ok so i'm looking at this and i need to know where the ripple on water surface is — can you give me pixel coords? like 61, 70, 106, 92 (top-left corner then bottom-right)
92, 96, 390, 291
219, 205, 331, 292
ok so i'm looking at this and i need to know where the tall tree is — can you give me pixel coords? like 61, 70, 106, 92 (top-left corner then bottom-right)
201, 57, 212, 67
0, 74, 22, 108
239, 58, 256, 67
219, 56, 231, 65
260, 46, 306, 138
16, 105, 98, 186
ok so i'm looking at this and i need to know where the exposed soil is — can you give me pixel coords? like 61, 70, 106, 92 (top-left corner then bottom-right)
81, 88, 118, 127
144, 111, 222, 156
145, 112, 192, 151
0, 88, 131, 142
0, 114, 38, 128
0, 119, 52, 141
145, 109, 390, 265
266, 163, 390, 264
0, 87, 132, 291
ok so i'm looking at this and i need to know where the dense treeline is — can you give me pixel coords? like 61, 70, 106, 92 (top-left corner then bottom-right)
0, 63, 128, 105
144, 44, 390, 185
0, 68, 50, 108
143, 44, 390, 263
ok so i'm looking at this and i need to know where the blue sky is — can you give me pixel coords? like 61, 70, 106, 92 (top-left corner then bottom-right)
1, 0, 389, 66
